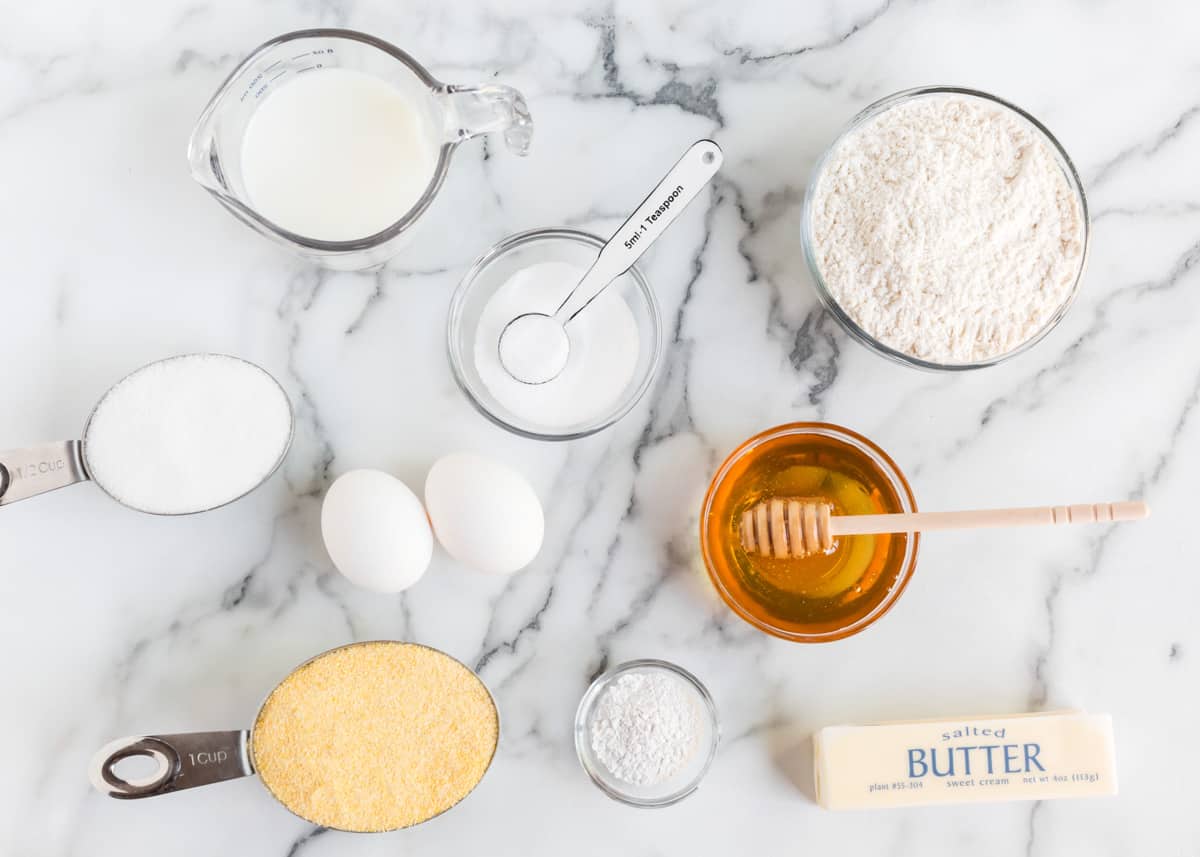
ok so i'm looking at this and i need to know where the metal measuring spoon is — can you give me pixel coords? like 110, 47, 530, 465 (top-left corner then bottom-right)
0, 354, 294, 515
498, 139, 724, 385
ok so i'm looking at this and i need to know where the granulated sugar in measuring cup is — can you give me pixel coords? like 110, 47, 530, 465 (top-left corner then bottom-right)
91, 641, 500, 833
0, 354, 293, 515
188, 29, 533, 270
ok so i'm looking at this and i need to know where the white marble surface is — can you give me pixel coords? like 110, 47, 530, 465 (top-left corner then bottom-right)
1, 1, 1197, 854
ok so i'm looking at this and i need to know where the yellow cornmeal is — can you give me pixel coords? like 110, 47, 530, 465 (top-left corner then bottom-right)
250, 642, 498, 832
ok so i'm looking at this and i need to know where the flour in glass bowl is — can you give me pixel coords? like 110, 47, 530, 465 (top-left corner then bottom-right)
808, 92, 1087, 365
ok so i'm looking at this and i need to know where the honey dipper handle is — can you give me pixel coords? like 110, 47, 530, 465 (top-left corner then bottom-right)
827, 501, 1150, 537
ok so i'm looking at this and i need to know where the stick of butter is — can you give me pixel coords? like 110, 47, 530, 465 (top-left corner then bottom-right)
813, 710, 1117, 809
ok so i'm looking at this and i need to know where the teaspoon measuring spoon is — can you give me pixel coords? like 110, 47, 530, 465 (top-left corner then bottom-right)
498, 139, 724, 385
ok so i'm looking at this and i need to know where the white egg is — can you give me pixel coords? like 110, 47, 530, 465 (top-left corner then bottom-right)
321, 469, 433, 593
425, 452, 544, 575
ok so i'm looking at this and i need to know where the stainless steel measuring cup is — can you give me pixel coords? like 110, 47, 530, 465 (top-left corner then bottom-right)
0, 354, 293, 515
90, 641, 500, 833
188, 28, 534, 270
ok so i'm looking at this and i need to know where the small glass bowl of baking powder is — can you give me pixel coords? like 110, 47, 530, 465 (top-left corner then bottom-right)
801, 86, 1090, 371
574, 659, 720, 807
448, 228, 663, 440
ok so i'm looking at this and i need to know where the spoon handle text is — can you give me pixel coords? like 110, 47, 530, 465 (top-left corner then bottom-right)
556, 139, 724, 323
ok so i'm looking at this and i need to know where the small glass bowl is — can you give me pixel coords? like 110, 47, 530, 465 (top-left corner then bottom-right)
700, 422, 919, 642
800, 86, 1091, 371
574, 659, 719, 807
447, 228, 663, 440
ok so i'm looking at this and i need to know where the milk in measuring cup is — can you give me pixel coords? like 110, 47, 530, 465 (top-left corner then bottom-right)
240, 67, 438, 241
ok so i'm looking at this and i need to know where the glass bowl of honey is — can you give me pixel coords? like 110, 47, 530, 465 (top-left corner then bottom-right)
700, 423, 918, 642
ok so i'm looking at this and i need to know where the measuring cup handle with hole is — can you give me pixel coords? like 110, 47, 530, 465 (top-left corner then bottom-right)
0, 441, 89, 507
90, 732, 253, 799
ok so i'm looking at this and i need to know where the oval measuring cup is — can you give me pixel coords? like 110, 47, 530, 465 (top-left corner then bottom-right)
188, 29, 534, 270
0, 354, 293, 516
90, 641, 500, 834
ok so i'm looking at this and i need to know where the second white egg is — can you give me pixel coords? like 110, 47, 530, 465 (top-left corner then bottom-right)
425, 452, 544, 575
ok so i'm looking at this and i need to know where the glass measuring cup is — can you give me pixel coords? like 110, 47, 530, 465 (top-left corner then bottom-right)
0, 354, 293, 515
90, 641, 500, 833
188, 28, 534, 270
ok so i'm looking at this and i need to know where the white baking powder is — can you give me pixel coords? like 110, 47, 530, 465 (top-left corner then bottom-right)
475, 261, 640, 429
589, 670, 703, 786
810, 93, 1086, 364
83, 354, 293, 514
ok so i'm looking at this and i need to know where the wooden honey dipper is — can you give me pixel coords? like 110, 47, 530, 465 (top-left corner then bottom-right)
739, 498, 1150, 559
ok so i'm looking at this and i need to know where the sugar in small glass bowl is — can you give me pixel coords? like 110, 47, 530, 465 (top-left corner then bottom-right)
574, 659, 719, 807
448, 228, 663, 441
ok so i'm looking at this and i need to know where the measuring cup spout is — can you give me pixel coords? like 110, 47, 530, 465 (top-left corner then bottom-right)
0, 441, 89, 507
91, 732, 253, 799
186, 119, 222, 195
441, 84, 533, 156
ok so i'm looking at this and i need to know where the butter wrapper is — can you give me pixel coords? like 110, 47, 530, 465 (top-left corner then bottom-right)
813, 711, 1117, 810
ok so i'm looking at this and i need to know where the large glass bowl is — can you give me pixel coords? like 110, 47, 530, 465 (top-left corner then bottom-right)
800, 86, 1090, 371
447, 228, 663, 440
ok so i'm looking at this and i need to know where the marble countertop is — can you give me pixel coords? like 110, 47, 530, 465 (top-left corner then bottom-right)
2, 1, 1196, 854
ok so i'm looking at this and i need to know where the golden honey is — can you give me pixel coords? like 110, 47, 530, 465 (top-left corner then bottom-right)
701, 423, 918, 641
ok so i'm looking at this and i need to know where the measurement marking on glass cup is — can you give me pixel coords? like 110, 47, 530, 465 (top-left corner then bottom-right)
264, 60, 282, 71
240, 71, 264, 101
269, 70, 287, 82
291, 51, 312, 59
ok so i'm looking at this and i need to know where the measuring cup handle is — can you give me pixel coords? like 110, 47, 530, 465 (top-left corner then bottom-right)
556, 139, 723, 323
0, 441, 89, 507
441, 84, 533, 156
90, 731, 253, 799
